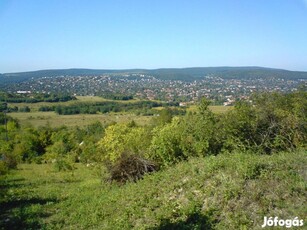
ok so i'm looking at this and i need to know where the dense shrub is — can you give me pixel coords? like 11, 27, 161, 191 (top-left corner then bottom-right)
150, 117, 184, 166
96, 122, 155, 182
97, 123, 151, 163
0, 113, 19, 126
0, 161, 8, 175
1, 91, 306, 177
53, 158, 74, 172
149, 99, 219, 167
13, 127, 51, 162
0, 153, 18, 175
219, 91, 307, 154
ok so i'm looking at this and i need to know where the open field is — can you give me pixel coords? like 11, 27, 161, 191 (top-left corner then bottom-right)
208, 105, 233, 113
188, 105, 233, 113
1, 150, 306, 229
7, 97, 232, 128
76, 96, 141, 103
7, 96, 139, 112
9, 106, 231, 128
9, 112, 152, 127
7, 96, 153, 127
7, 96, 231, 113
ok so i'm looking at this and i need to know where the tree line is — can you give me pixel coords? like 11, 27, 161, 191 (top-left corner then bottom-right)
40, 101, 180, 115
99, 93, 134, 100
0, 92, 76, 103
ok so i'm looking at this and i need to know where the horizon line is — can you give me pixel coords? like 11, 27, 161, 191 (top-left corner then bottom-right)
2, 65, 306, 74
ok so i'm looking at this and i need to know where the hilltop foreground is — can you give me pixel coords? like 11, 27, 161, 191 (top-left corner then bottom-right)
1, 150, 306, 229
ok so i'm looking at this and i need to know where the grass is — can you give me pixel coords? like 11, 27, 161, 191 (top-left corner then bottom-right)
76, 96, 109, 102
9, 112, 152, 128
7, 97, 231, 128
7, 96, 156, 127
1, 150, 306, 229
187, 105, 233, 113
208, 105, 233, 113
77, 96, 141, 103
8, 102, 231, 129
7, 96, 231, 113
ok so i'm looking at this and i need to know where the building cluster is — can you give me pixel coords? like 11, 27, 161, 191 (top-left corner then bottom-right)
3, 73, 305, 105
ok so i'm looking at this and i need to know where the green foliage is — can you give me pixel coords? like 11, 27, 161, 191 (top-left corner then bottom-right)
151, 107, 185, 127
0, 112, 19, 126
0, 91, 306, 229
53, 100, 174, 115
0, 152, 18, 175
97, 123, 151, 164
150, 117, 183, 167
96, 123, 154, 182
100, 93, 134, 100
12, 126, 51, 162
180, 100, 219, 156
150, 91, 306, 166
0, 161, 8, 175
220, 91, 307, 153
75, 121, 105, 163
0, 91, 76, 103
151, 108, 173, 126
218, 101, 257, 152
18, 106, 31, 112
53, 158, 74, 172
43, 127, 78, 163
1, 91, 306, 170
149, 103, 218, 167
0, 102, 7, 112
198, 97, 211, 115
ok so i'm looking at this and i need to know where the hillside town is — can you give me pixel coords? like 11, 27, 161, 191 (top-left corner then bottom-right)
2, 73, 305, 105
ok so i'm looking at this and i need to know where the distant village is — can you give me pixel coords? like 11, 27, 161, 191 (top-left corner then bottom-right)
3, 73, 305, 105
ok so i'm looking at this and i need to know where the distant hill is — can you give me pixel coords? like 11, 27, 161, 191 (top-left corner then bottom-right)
150, 67, 307, 81
0, 69, 145, 85
1, 67, 307, 84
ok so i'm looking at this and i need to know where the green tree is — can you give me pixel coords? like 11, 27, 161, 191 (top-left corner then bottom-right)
150, 117, 183, 167
97, 123, 150, 164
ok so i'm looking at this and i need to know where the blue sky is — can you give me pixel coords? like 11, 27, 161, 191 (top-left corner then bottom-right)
0, 0, 307, 73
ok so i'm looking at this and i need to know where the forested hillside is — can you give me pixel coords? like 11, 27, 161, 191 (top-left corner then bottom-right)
1, 67, 307, 85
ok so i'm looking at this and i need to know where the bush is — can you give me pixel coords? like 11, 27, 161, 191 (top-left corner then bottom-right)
218, 92, 307, 154
149, 117, 184, 167
0, 153, 18, 175
149, 107, 217, 167
3, 154, 18, 169
53, 158, 74, 172
0, 161, 8, 175
97, 123, 151, 163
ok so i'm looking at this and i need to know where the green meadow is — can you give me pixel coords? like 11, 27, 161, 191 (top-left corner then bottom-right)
7, 96, 139, 112
8, 111, 152, 128
7, 96, 157, 127
7, 96, 230, 128
1, 150, 306, 229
